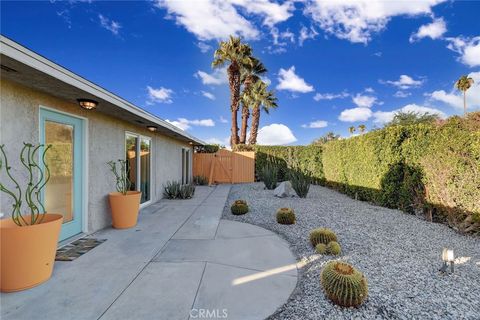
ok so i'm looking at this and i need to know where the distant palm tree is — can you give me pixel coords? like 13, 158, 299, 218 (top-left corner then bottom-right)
349, 126, 356, 136
244, 80, 277, 145
455, 75, 474, 116
358, 124, 366, 134
212, 36, 253, 146
239, 57, 267, 144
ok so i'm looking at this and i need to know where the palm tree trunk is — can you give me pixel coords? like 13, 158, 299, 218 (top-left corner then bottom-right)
239, 103, 249, 144
463, 90, 467, 116
248, 103, 260, 145
228, 63, 240, 146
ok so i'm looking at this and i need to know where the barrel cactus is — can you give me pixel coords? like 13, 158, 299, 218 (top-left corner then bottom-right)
231, 200, 249, 215
276, 208, 295, 225
315, 243, 327, 254
309, 228, 337, 247
321, 261, 368, 308
327, 241, 341, 255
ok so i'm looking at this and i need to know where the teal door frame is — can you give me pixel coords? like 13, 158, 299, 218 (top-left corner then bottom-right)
39, 107, 85, 241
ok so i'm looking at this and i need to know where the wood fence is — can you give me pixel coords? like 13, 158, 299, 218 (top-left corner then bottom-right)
193, 149, 255, 185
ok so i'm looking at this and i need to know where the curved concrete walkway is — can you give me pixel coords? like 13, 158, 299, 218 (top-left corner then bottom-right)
1, 185, 297, 320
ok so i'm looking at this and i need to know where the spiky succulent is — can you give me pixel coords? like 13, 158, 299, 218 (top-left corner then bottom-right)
231, 200, 249, 215
276, 208, 295, 225
309, 228, 337, 247
327, 241, 341, 255
321, 261, 368, 308
315, 243, 327, 254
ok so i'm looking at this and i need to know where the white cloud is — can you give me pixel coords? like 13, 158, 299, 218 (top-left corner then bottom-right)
147, 86, 174, 104
338, 107, 372, 122
409, 18, 446, 42
204, 136, 229, 146
373, 104, 446, 124
428, 71, 480, 110
393, 91, 411, 98
304, 0, 445, 44
219, 116, 228, 123
382, 75, 424, 89
257, 123, 297, 145
313, 91, 349, 101
352, 94, 378, 108
166, 118, 215, 130
374, 52, 383, 57
446, 36, 480, 67
195, 68, 228, 85
299, 26, 318, 46
302, 120, 328, 128
201, 91, 216, 100
154, 0, 293, 41
276, 66, 314, 93
365, 87, 375, 93
98, 14, 121, 35
196, 42, 212, 53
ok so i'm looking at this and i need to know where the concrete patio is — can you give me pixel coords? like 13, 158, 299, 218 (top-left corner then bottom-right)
0, 185, 298, 320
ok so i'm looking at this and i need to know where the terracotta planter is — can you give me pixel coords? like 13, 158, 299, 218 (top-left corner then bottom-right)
108, 191, 141, 229
0, 214, 62, 292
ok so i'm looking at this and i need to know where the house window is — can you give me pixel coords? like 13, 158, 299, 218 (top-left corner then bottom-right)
182, 148, 191, 184
125, 133, 151, 204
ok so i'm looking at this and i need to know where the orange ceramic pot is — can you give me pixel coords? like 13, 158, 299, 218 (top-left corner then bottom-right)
108, 191, 142, 229
0, 214, 62, 292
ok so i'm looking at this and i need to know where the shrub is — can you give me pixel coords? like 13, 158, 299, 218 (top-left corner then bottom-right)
194, 144, 220, 153
193, 175, 208, 185
321, 261, 368, 308
289, 170, 310, 198
276, 208, 295, 225
315, 243, 327, 254
326, 241, 341, 255
231, 200, 249, 215
163, 181, 195, 199
261, 162, 278, 190
310, 228, 337, 247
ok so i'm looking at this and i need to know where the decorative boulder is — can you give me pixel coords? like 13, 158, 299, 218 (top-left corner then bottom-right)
274, 181, 296, 198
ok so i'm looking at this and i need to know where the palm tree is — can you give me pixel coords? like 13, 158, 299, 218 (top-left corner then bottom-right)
455, 75, 474, 116
349, 126, 356, 136
244, 80, 277, 145
239, 57, 267, 144
358, 124, 366, 134
212, 36, 253, 146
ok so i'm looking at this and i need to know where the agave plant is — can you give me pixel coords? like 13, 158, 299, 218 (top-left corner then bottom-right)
107, 160, 131, 195
0, 143, 52, 226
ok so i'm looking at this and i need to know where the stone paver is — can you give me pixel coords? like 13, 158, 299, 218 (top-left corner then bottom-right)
1, 185, 297, 320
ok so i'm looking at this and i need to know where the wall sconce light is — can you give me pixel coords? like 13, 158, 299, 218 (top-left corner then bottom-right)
440, 248, 454, 274
77, 99, 98, 110
189, 141, 193, 145
147, 126, 157, 132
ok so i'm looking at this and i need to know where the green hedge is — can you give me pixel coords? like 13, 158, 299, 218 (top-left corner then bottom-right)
322, 113, 480, 234
235, 144, 324, 184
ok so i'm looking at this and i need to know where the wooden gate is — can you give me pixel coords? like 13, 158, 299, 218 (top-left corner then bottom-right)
193, 150, 255, 185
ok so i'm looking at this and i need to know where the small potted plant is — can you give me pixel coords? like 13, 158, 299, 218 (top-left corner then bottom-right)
0, 143, 63, 292
107, 160, 141, 229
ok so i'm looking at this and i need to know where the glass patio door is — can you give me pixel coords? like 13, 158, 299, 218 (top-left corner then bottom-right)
125, 133, 151, 204
40, 108, 84, 241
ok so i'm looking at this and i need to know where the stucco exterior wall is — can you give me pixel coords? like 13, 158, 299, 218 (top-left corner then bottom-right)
0, 79, 192, 233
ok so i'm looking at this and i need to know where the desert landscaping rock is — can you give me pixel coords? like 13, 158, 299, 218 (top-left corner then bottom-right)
274, 181, 296, 198
222, 183, 480, 320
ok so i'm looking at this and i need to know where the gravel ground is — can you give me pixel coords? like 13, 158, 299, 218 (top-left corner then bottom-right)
222, 183, 480, 320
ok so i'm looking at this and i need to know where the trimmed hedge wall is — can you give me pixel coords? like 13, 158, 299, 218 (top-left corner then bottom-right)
322, 114, 480, 234
235, 144, 324, 184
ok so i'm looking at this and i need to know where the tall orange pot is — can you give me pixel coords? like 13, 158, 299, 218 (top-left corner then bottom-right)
0, 214, 62, 292
108, 191, 141, 229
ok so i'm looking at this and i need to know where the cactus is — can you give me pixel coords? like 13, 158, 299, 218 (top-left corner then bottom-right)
309, 228, 337, 247
327, 241, 342, 255
315, 243, 327, 254
276, 208, 296, 225
262, 162, 278, 190
231, 200, 249, 215
179, 184, 196, 199
321, 261, 368, 308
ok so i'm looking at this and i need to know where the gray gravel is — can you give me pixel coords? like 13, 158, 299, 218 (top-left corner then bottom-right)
222, 183, 480, 320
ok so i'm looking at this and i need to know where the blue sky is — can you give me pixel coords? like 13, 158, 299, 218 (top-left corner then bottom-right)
2, 1, 479, 145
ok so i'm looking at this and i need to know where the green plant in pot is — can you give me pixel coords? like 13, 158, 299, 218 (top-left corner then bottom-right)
0, 143, 63, 292
107, 160, 141, 229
